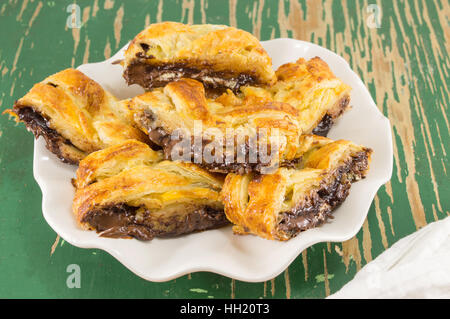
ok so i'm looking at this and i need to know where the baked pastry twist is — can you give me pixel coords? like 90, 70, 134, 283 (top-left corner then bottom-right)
73, 140, 228, 240
123, 22, 276, 91
220, 135, 372, 241
5, 69, 149, 164
127, 78, 303, 174
127, 57, 351, 174
216, 57, 351, 136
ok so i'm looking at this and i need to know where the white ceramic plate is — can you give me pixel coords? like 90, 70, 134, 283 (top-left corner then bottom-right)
33, 38, 393, 282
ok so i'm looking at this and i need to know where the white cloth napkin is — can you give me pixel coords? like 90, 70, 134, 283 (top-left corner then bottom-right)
328, 216, 450, 299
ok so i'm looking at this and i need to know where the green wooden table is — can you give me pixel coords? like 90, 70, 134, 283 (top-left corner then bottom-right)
0, 0, 448, 299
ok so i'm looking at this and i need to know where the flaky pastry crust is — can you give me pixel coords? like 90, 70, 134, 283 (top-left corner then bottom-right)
220, 135, 372, 241
123, 22, 276, 91
73, 140, 227, 240
5, 69, 149, 163
216, 57, 351, 135
127, 78, 303, 174
127, 57, 351, 174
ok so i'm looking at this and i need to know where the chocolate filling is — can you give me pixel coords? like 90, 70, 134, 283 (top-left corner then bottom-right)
137, 110, 341, 174
276, 151, 370, 239
14, 106, 79, 164
124, 60, 257, 92
150, 127, 281, 174
311, 114, 333, 137
311, 96, 350, 137
82, 203, 229, 241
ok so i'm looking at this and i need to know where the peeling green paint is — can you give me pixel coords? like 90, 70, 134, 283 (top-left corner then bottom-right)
315, 274, 335, 283
190, 288, 208, 294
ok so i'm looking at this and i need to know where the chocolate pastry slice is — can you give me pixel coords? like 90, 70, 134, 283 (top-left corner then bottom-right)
127, 57, 351, 174
72, 140, 228, 240
127, 78, 304, 175
122, 22, 276, 91
4, 69, 149, 164
220, 135, 372, 241
275, 57, 351, 135
216, 57, 351, 137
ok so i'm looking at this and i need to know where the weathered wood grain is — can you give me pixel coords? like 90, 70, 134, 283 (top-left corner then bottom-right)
0, 0, 447, 298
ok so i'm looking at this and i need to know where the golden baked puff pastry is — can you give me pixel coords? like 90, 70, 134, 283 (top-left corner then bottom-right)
220, 135, 372, 241
122, 22, 276, 91
127, 78, 304, 174
73, 139, 228, 240
5, 69, 149, 164
217, 57, 352, 137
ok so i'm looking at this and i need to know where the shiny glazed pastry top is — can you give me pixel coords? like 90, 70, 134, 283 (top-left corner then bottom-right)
6, 68, 149, 164
127, 78, 303, 174
216, 57, 351, 136
72, 140, 228, 241
127, 57, 351, 174
220, 135, 373, 241
122, 22, 277, 91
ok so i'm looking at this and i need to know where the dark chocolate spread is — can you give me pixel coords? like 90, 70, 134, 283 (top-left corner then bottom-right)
124, 60, 257, 92
276, 151, 369, 239
135, 95, 352, 174
148, 125, 278, 174
82, 203, 229, 241
311, 114, 333, 137
311, 96, 350, 137
15, 106, 78, 164
138, 110, 318, 174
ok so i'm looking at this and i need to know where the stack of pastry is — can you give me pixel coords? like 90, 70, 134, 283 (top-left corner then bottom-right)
6, 22, 372, 241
